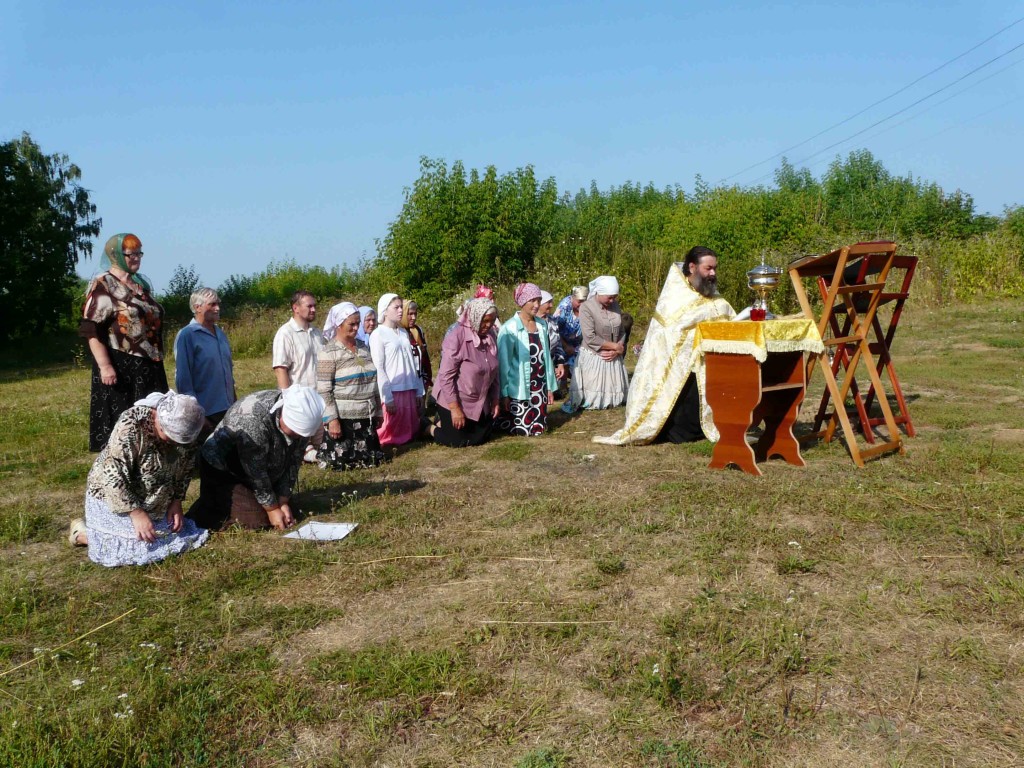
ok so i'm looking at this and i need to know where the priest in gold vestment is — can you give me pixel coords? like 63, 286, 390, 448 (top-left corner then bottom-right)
594, 246, 735, 446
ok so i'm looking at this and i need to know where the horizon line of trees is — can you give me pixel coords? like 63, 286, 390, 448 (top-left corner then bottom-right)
4, 130, 1022, 342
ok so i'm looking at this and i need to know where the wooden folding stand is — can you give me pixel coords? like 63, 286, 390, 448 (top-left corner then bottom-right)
812, 253, 918, 442
788, 242, 905, 467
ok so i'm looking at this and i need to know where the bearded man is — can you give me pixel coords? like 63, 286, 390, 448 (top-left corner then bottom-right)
593, 246, 735, 446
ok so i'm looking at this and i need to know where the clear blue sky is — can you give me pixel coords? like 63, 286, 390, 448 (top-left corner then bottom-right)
4, 1, 1021, 294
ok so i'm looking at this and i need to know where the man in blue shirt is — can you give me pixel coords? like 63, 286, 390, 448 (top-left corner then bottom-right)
175, 288, 236, 427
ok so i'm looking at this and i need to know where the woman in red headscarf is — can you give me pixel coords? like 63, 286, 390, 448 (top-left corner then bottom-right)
79, 233, 168, 451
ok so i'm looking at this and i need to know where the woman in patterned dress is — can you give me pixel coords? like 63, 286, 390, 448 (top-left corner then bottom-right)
497, 283, 558, 436
315, 302, 385, 470
68, 391, 208, 567
79, 233, 168, 451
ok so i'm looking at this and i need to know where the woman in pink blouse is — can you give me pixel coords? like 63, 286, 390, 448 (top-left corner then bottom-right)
431, 298, 500, 447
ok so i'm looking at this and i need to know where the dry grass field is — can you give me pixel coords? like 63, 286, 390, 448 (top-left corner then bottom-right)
1, 301, 1022, 767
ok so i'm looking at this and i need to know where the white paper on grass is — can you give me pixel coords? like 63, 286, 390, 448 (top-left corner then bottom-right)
283, 521, 358, 541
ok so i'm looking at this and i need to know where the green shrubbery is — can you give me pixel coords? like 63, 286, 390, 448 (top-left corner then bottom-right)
152, 149, 1022, 342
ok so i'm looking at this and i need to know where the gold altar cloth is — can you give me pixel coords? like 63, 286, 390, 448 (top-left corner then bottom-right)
693, 319, 824, 362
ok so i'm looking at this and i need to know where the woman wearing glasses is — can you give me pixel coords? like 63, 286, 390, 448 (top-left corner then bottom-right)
79, 233, 168, 451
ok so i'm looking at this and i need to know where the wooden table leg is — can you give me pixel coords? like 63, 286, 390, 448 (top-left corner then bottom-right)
754, 388, 806, 467
705, 353, 761, 476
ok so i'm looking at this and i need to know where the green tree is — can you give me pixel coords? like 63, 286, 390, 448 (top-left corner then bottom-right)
160, 264, 201, 321
372, 157, 558, 302
0, 133, 101, 339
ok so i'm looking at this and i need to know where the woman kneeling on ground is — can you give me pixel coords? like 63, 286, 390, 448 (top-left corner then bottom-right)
564, 275, 629, 412
431, 298, 500, 447
497, 283, 558, 436
316, 302, 385, 469
69, 391, 208, 567
369, 293, 425, 447
186, 386, 325, 531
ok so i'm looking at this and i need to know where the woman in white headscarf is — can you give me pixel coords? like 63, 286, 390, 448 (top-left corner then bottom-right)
68, 391, 209, 567
369, 293, 424, 447
186, 386, 325, 531
315, 302, 385, 469
564, 276, 629, 412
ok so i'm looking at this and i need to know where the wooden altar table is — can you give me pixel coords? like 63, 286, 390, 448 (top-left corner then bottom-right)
693, 319, 825, 476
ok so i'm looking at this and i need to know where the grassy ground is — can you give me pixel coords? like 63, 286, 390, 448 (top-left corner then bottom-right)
1, 301, 1022, 767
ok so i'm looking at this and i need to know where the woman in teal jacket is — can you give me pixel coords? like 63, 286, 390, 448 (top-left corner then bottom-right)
497, 283, 559, 436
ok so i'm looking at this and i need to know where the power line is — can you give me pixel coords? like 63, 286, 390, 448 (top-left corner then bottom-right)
718, 14, 1024, 184
895, 93, 1023, 153
862, 54, 1024, 142
782, 40, 1024, 172
766, 92, 1023, 180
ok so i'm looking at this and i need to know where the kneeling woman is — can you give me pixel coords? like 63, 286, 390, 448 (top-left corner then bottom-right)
565, 275, 629, 412
316, 302, 385, 469
187, 386, 325, 531
432, 298, 500, 447
69, 391, 208, 567
369, 293, 424, 447
497, 283, 558, 436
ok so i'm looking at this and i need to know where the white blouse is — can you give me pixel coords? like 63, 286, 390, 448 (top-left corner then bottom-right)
368, 325, 425, 405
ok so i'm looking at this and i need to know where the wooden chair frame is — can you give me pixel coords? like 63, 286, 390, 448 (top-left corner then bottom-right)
788, 242, 905, 467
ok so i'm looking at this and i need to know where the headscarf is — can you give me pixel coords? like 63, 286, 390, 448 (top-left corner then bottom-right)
474, 284, 494, 300
103, 233, 152, 292
355, 306, 375, 344
589, 276, 620, 296
323, 301, 359, 341
377, 293, 399, 320
401, 300, 424, 345
135, 390, 205, 444
540, 290, 553, 306
460, 298, 498, 349
513, 282, 541, 307
272, 386, 325, 438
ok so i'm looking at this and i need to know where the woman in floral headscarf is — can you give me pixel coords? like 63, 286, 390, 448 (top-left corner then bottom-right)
79, 233, 168, 451
67, 390, 209, 567
432, 298, 500, 447
497, 283, 558, 436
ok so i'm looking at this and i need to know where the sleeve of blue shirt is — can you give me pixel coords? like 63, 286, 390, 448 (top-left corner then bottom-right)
174, 327, 196, 397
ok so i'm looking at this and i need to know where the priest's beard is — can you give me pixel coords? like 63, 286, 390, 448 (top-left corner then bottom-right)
691, 273, 717, 298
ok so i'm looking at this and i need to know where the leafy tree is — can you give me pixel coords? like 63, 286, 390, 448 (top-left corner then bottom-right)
0, 133, 101, 339
160, 264, 201, 321
372, 157, 558, 303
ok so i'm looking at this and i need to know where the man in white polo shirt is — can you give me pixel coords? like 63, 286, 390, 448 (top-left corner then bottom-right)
272, 290, 324, 389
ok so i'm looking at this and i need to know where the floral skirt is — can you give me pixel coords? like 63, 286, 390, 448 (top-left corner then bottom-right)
89, 349, 168, 452
85, 493, 208, 568
317, 417, 386, 470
